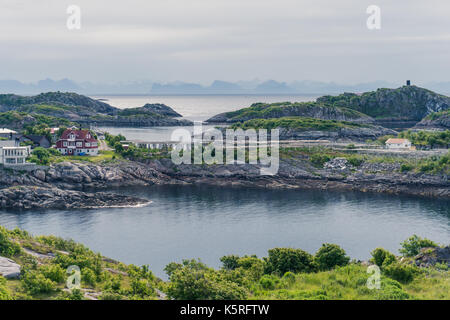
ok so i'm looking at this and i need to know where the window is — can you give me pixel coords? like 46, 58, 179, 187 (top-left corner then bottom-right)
76, 142, 82, 147
63, 141, 68, 147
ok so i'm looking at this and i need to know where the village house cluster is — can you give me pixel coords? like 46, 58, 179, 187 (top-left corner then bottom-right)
0, 126, 99, 167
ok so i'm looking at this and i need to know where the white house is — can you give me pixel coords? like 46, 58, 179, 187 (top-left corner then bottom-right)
0, 140, 31, 166
385, 138, 412, 149
0, 128, 18, 139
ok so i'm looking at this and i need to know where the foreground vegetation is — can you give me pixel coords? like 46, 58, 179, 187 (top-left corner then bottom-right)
0, 226, 448, 300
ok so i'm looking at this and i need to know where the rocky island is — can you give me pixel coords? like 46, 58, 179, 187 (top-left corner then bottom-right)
0, 91, 192, 129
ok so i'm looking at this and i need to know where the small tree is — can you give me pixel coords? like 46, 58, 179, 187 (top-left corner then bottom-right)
265, 248, 316, 275
370, 248, 396, 267
315, 243, 350, 270
220, 255, 240, 270
399, 235, 438, 257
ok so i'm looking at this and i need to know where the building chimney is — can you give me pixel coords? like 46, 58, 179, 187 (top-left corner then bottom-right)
406, 80, 411, 86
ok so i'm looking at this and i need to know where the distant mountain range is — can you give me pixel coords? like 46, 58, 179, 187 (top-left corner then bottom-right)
1, 78, 450, 95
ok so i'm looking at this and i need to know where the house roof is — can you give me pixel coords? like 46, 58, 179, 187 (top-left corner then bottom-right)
25, 135, 50, 144
59, 129, 96, 142
385, 138, 410, 144
0, 128, 17, 134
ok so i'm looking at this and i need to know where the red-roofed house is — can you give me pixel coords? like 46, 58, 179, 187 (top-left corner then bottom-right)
56, 129, 98, 156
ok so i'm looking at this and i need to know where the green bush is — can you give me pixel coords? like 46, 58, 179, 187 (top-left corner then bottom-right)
370, 248, 396, 267
346, 156, 363, 167
22, 270, 57, 294
400, 164, 413, 172
130, 279, 154, 298
376, 278, 410, 300
315, 243, 350, 270
265, 248, 316, 275
399, 235, 438, 257
383, 262, 418, 284
311, 154, 332, 167
40, 264, 65, 283
282, 271, 296, 285
0, 226, 21, 257
220, 255, 240, 270
0, 277, 11, 300
259, 275, 278, 290
166, 259, 248, 300
67, 288, 84, 300
82, 268, 97, 287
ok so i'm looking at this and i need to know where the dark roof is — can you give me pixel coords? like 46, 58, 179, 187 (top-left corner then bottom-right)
24, 135, 50, 144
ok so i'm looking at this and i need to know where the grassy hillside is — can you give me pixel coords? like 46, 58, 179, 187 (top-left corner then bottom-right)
1, 226, 448, 300
208, 101, 373, 123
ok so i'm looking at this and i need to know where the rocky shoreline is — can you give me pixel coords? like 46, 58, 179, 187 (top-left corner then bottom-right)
0, 186, 151, 210
0, 156, 448, 211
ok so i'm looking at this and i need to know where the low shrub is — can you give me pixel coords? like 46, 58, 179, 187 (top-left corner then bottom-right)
383, 262, 418, 284
22, 270, 57, 294
40, 264, 65, 283
399, 235, 438, 257
0, 226, 21, 257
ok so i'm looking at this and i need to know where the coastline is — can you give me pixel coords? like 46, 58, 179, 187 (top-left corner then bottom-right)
0, 156, 448, 211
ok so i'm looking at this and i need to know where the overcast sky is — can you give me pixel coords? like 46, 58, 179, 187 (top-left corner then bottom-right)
1, 0, 449, 84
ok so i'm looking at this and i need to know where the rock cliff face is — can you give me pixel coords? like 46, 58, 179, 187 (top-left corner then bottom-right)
317, 86, 450, 123
414, 111, 450, 130
206, 102, 374, 124
0, 186, 151, 210
414, 246, 450, 268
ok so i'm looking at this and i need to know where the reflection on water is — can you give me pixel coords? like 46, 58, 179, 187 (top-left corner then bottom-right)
0, 185, 448, 278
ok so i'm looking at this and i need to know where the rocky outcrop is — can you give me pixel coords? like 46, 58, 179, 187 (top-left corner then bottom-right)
0, 92, 116, 114
317, 85, 450, 123
140, 103, 182, 117
0, 91, 192, 128
0, 186, 151, 210
0, 257, 21, 279
0, 154, 448, 208
414, 111, 450, 130
276, 125, 397, 141
206, 102, 374, 124
414, 246, 450, 268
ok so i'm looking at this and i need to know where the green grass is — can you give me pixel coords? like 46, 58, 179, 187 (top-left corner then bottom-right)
231, 117, 367, 131
224, 102, 369, 122
251, 264, 449, 300
424, 110, 450, 121
49, 150, 123, 164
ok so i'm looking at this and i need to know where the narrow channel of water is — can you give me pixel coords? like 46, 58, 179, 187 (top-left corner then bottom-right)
0, 185, 448, 278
